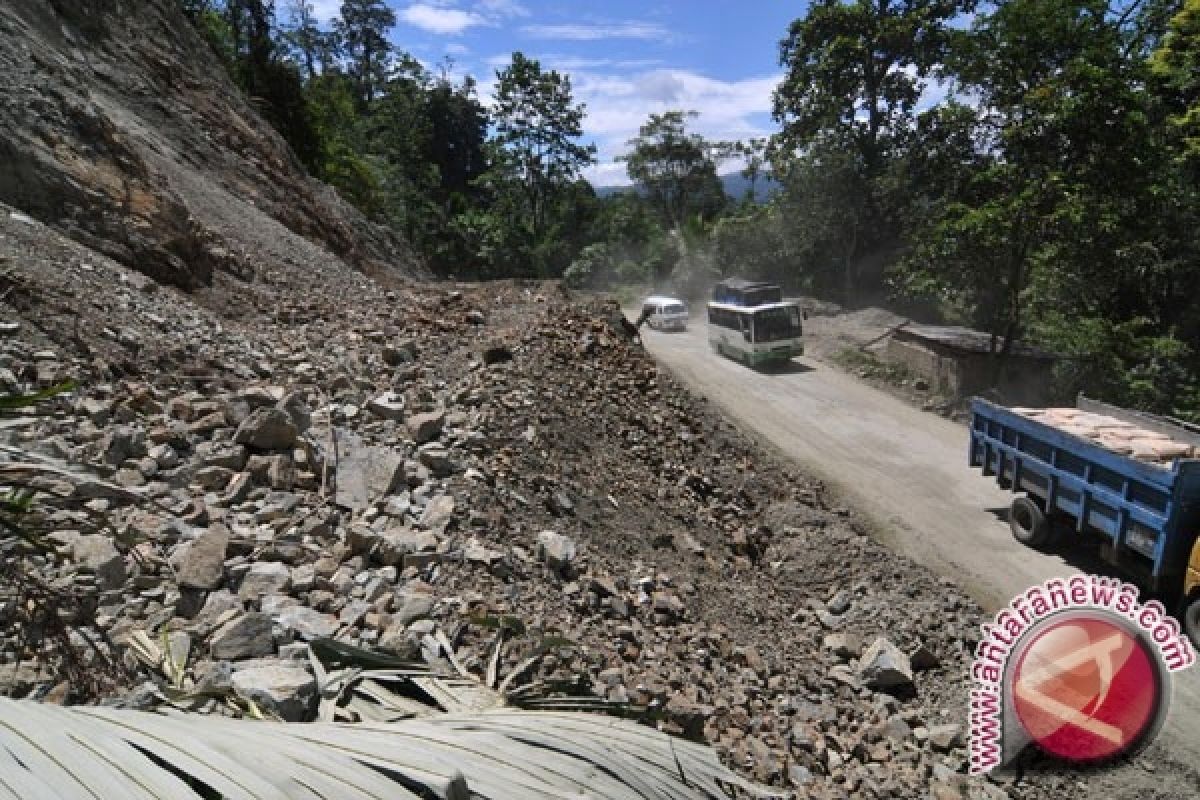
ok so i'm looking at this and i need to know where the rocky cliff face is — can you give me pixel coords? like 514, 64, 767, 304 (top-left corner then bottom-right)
0, 0, 420, 289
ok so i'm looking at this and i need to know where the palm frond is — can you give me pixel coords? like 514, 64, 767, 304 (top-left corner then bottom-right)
0, 697, 783, 799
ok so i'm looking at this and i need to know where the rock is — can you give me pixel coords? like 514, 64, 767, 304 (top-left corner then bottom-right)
234, 408, 298, 450
230, 665, 316, 721
910, 644, 941, 671
377, 529, 438, 566
653, 591, 685, 617
537, 530, 576, 573
382, 340, 418, 366
272, 606, 340, 640
877, 715, 912, 742
393, 590, 435, 627
928, 723, 964, 752
857, 637, 915, 692
419, 494, 455, 532
788, 765, 814, 787
71, 535, 125, 589
482, 342, 512, 365
238, 561, 291, 600
378, 626, 421, 659
196, 441, 248, 470
823, 632, 863, 660
366, 392, 406, 421
417, 443, 454, 476
178, 527, 229, 590
826, 588, 852, 615
210, 612, 275, 660
277, 391, 311, 433
406, 409, 445, 443
334, 430, 404, 512
464, 537, 503, 567
193, 466, 234, 491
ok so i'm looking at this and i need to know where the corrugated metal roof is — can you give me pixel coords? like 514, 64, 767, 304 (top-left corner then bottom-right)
894, 325, 1057, 359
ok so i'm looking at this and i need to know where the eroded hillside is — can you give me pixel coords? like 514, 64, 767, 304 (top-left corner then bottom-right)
0, 0, 420, 289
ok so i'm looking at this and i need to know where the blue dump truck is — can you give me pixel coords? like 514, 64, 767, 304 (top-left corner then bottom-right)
969, 396, 1200, 645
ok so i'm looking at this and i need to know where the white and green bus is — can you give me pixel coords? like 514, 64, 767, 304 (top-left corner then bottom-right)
707, 300, 804, 366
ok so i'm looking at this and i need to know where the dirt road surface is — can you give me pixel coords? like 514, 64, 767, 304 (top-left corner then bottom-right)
641, 318, 1200, 774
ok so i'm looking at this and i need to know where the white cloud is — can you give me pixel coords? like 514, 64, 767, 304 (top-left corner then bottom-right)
521, 21, 672, 41
574, 69, 783, 185
399, 3, 486, 35
477, 0, 530, 17
309, 0, 342, 24
542, 56, 663, 71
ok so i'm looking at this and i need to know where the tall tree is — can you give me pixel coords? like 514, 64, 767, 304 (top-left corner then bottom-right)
490, 52, 595, 245
773, 0, 967, 177
282, 0, 338, 81
772, 0, 970, 302
619, 111, 726, 227
1151, 0, 1200, 171
336, 0, 395, 108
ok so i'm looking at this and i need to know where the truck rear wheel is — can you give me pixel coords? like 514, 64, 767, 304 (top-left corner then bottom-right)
1184, 593, 1200, 649
1009, 496, 1053, 549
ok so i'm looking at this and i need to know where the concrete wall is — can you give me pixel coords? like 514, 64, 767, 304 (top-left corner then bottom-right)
884, 337, 1053, 404
885, 337, 961, 395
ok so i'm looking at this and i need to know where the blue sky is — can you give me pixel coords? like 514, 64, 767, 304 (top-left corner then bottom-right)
307, 1, 804, 185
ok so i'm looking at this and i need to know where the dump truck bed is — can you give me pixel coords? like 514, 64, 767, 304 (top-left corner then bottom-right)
968, 397, 1200, 590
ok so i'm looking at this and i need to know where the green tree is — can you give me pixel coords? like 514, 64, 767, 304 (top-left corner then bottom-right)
1151, 0, 1200, 170
336, 0, 395, 109
619, 111, 727, 228
773, 0, 967, 177
772, 0, 970, 302
282, 0, 338, 81
489, 52, 596, 250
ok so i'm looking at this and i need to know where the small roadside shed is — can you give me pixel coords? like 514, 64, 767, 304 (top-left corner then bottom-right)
885, 324, 1059, 404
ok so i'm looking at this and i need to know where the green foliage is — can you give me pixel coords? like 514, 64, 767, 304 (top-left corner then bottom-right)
483, 53, 597, 277
1151, 0, 1200, 170
770, 0, 970, 304
619, 111, 727, 227
335, 0, 395, 108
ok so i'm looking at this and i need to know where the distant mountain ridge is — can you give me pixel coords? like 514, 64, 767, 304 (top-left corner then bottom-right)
594, 172, 780, 203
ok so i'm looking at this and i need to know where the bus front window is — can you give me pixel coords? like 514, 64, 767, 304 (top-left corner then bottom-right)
753, 308, 801, 342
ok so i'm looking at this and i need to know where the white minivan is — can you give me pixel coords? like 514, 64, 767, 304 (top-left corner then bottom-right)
640, 296, 689, 331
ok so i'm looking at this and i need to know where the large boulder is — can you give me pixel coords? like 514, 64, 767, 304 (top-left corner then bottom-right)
71, 535, 125, 589
536, 530, 577, 574
210, 612, 275, 660
231, 665, 316, 721
234, 408, 298, 451
857, 637, 915, 692
333, 430, 404, 512
177, 526, 229, 590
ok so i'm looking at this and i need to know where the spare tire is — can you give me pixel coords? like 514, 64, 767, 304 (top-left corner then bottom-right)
1184, 593, 1200, 649
1009, 495, 1053, 548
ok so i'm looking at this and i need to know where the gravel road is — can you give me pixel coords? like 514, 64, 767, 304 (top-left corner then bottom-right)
640, 316, 1200, 779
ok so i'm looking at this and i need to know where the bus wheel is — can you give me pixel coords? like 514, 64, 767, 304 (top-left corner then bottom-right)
1184, 592, 1200, 648
1009, 495, 1053, 549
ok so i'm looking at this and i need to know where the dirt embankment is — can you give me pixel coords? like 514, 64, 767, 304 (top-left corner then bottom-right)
1, 211, 1188, 797
0, 0, 421, 290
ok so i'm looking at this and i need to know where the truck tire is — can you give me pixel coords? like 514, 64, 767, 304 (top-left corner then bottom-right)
1184, 593, 1200, 649
1009, 495, 1053, 548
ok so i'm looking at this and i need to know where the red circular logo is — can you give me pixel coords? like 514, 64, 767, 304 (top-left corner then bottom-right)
1011, 615, 1162, 763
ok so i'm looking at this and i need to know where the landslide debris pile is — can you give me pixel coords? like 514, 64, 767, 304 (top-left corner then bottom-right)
0, 213, 1188, 800
0, 0, 418, 290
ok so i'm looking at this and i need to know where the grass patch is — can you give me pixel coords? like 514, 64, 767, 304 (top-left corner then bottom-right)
831, 347, 924, 387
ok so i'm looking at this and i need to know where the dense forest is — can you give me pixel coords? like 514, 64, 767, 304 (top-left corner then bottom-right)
181, 0, 1199, 416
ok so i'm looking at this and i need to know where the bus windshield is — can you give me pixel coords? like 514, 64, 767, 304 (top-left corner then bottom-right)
753, 306, 802, 342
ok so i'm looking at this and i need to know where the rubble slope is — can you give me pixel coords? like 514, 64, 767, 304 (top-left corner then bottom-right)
0, 208, 1194, 799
